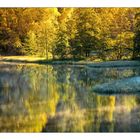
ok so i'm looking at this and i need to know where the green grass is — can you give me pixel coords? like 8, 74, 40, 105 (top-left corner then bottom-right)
0, 56, 47, 64
3, 56, 135, 67
0, 56, 46, 62
0, 56, 88, 65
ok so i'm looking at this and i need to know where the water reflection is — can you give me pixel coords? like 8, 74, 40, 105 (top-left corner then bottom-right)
0, 62, 140, 132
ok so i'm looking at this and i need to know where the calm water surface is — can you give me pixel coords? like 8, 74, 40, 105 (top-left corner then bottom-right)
0, 62, 140, 132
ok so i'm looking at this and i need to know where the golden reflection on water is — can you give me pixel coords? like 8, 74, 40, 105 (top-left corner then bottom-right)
0, 63, 140, 132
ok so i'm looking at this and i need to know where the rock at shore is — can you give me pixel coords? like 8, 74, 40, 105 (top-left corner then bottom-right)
87, 61, 140, 68
93, 76, 140, 94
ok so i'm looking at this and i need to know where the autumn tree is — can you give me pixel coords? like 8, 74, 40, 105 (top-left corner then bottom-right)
133, 9, 140, 59
0, 8, 140, 61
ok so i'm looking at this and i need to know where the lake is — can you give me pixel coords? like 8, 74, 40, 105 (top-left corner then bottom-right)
0, 62, 140, 132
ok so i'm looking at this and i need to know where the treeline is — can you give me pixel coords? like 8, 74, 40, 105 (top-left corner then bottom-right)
1, 8, 140, 60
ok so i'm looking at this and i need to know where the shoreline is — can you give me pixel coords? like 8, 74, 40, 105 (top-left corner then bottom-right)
0, 56, 140, 67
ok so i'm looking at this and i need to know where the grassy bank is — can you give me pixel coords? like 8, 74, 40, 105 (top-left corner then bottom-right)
0, 56, 46, 62
1, 56, 140, 67
0, 56, 90, 65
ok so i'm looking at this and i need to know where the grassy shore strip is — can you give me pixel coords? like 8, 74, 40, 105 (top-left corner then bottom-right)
0, 56, 91, 65
1, 56, 140, 67
87, 60, 140, 68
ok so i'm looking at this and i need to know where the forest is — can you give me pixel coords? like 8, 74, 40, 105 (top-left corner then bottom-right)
1, 8, 140, 61
1, 8, 140, 133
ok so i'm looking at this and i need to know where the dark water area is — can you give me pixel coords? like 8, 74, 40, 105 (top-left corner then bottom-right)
0, 62, 140, 132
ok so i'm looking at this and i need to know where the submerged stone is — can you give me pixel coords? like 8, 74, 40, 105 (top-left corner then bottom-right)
93, 77, 140, 94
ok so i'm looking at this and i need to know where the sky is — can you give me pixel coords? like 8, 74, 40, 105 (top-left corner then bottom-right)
0, 0, 140, 7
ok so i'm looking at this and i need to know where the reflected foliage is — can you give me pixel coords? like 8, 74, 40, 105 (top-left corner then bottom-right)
0, 63, 140, 132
